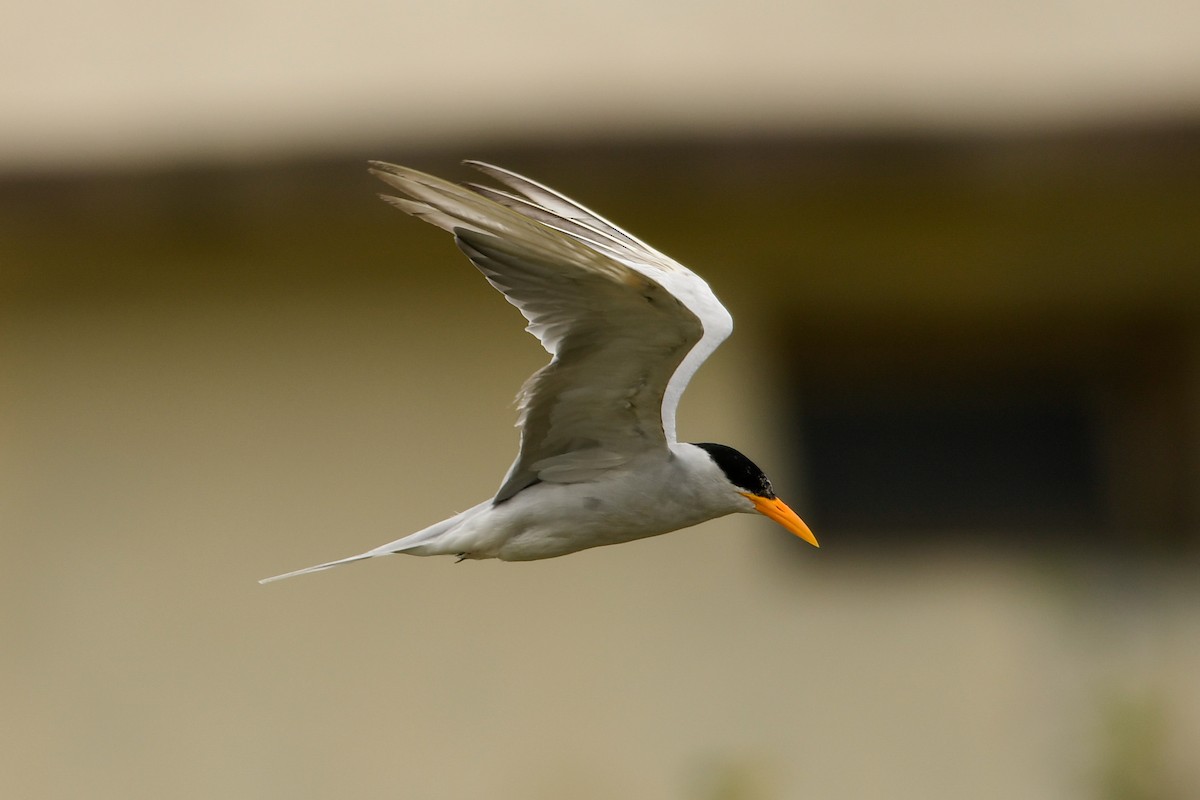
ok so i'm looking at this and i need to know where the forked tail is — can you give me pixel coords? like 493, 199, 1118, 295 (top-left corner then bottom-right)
258, 552, 381, 584
258, 502, 487, 584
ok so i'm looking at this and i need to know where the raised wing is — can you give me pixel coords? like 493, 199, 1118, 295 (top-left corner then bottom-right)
369, 161, 733, 501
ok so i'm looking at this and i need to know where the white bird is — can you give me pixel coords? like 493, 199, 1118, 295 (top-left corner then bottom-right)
260, 161, 817, 584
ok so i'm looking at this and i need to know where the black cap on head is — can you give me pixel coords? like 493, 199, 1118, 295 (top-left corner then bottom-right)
692, 442, 776, 499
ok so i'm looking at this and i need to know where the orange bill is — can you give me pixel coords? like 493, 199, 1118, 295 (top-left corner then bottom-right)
741, 493, 819, 548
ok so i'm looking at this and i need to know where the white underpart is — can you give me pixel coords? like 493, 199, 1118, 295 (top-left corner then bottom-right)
261, 445, 754, 581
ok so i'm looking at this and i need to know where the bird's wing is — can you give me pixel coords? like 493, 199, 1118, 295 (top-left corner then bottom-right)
370, 161, 733, 502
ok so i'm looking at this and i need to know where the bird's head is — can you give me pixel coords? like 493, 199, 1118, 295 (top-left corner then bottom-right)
692, 442, 819, 548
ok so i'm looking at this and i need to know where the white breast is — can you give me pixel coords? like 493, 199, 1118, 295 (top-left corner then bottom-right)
421, 444, 748, 561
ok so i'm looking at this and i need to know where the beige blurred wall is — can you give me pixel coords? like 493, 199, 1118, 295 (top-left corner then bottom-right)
3, 141, 1200, 799
4, 0, 1200, 171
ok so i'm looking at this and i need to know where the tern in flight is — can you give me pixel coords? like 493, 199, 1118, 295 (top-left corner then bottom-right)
261, 161, 817, 583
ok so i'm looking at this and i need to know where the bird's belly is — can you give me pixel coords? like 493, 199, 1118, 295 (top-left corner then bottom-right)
491, 478, 723, 561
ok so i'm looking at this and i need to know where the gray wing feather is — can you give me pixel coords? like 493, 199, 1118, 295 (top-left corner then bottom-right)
456, 229, 697, 500
370, 161, 707, 502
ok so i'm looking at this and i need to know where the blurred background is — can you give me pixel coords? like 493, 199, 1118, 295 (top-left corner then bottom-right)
3, 2, 1199, 798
